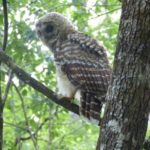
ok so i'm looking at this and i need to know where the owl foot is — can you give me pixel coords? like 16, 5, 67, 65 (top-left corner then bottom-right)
58, 96, 73, 102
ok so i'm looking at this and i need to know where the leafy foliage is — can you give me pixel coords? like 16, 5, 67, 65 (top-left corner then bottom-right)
1, 0, 121, 149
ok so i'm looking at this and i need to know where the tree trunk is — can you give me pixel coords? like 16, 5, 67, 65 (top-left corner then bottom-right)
97, 0, 150, 149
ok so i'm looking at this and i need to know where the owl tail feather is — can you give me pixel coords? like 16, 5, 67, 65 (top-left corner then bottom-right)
80, 91, 103, 121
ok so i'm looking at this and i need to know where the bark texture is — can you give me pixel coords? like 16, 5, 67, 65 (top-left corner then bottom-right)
97, 0, 150, 150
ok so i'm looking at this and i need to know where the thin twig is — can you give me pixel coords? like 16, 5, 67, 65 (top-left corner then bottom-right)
14, 107, 60, 144
14, 117, 52, 145
47, 111, 52, 149
2, 0, 8, 51
12, 83, 39, 150
19, 117, 50, 141
48, 2, 120, 12
47, 106, 59, 148
2, 70, 13, 106
90, 7, 121, 20
4, 121, 27, 131
0, 51, 2, 109
53, 125, 84, 149
4, 117, 50, 143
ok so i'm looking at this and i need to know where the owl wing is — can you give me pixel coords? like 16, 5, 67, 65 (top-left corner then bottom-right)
59, 32, 111, 94
61, 62, 110, 94
60, 53, 110, 121
68, 32, 109, 63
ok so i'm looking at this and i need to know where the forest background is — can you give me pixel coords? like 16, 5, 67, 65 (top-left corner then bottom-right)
1, 0, 150, 149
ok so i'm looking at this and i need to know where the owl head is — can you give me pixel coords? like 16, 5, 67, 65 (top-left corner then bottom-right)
36, 12, 75, 49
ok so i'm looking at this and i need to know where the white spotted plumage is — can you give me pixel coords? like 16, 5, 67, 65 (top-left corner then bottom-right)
36, 12, 111, 121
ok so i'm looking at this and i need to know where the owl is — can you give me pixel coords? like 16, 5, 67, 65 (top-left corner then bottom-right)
36, 12, 111, 121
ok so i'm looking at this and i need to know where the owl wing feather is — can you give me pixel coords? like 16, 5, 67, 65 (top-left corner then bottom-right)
61, 62, 110, 121
61, 62, 110, 94
59, 32, 111, 93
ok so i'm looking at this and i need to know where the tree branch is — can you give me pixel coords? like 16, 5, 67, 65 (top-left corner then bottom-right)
0, 0, 8, 148
2, 70, 13, 105
2, 0, 8, 51
13, 82, 39, 149
15, 117, 50, 143
0, 51, 80, 116
4, 121, 27, 131
90, 7, 121, 20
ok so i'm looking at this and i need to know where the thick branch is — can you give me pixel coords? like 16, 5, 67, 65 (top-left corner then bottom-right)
0, 51, 79, 115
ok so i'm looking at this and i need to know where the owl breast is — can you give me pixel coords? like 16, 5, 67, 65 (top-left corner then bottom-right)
56, 65, 77, 98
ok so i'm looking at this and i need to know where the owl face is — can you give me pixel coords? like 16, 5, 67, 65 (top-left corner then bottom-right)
36, 12, 74, 49
36, 14, 59, 48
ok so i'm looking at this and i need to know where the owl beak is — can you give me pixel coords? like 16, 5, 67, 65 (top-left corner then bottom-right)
37, 30, 42, 37
36, 22, 42, 28
36, 22, 42, 37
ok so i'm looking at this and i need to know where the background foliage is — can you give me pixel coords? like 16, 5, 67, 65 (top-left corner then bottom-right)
0, 0, 121, 149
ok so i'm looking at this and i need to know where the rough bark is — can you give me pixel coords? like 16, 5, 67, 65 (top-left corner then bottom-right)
97, 0, 150, 150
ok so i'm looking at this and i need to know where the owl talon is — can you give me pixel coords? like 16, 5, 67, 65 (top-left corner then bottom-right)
59, 96, 73, 102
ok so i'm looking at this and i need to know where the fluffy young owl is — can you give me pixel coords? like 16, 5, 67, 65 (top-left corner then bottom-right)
36, 12, 111, 121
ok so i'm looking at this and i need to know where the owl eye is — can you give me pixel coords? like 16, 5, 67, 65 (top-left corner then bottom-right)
45, 25, 54, 33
